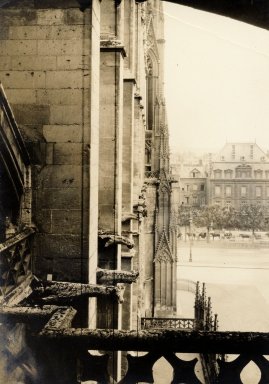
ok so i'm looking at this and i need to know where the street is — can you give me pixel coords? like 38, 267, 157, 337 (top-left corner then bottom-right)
176, 243, 269, 383
177, 243, 269, 331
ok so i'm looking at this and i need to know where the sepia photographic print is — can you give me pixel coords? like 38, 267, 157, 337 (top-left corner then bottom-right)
0, 0, 269, 383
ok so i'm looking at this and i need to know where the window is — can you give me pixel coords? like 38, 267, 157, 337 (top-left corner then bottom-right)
214, 170, 222, 179
236, 166, 251, 178
224, 170, 232, 179
241, 186, 247, 197
225, 186, 232, 197
254, 170, 263, 179
266, 186, 269, 198
192, 172, 196, 178
200, 184, 205, 191
256, 186, 262, 197
193, 184, 198, 191
215, 186, 221, 196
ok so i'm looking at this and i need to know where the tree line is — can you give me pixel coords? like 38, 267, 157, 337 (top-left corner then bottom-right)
178, 204, 267, 234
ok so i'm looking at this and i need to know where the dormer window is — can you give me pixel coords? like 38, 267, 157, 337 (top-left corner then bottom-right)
191, 168, 200, 178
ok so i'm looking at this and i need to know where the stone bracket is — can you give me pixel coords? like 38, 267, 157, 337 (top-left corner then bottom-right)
97, 268, 139, 284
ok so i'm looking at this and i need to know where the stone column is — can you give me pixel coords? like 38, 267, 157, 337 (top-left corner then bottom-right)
99, 0, 125, 379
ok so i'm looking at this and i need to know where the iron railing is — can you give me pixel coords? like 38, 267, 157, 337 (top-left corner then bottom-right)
141, 317, 195, 330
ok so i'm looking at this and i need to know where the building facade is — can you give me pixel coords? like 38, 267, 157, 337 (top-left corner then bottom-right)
172, 143, 269, 218
209, 143, 269, 215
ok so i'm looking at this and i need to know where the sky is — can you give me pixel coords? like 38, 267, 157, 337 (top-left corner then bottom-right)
163, 3, 269, 155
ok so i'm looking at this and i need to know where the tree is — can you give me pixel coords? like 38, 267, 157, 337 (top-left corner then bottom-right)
238, 204, 265, 234
221, 206, 239, 229
177, 205, 201, 227
177, 205, 192, 227
194, 205, 222, 234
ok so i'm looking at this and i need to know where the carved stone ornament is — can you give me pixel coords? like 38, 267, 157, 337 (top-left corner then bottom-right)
155, 249, 173, 263
100, 39, 123, 48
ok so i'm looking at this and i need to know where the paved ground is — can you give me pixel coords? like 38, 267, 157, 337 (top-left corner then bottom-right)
177, 244, 269, 331
177, 244, 269, 383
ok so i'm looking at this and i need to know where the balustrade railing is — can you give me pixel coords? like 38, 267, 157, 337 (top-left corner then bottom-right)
0, 226, 35, 302
1, 291, 269, 382
144, 170, 160, 179
141, 317, 195, 330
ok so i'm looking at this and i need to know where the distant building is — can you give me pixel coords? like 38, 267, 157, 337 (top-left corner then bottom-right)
171, 142, 269, 219
208, 143, 269, 216
171, 156, 208, 209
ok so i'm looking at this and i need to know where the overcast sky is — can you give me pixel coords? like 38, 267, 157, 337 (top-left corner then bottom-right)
163, 3, 269, 155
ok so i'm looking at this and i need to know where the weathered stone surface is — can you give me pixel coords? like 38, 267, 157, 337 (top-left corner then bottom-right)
35, 233, 85, 259
49, 105, 83, 125
33, 209, 52, 233
0, 305, 59, 322
97, 268, 139, 284
39, 189, 81, 209
34, 0, 78, 9
56, 55, 89, 70
0, 56, 11, 70
31, 280, 125, 305
37, 89, 84, 105
37, 39, 90, 56
11, 55, 57, 70
0, 26, 9, 40
37, 165, 82, 188
51, 209, 82, 234
6, 89, 37, 104
0, 9, 37, 26
45, 70, 86, 89
42, 306, 77, 329
36, 328, 269, 355
52, 257, 89, 282
43, 125, 83, 143
37, 9, 65, 25
53, 143, 82, 165
11, 104, 50, 125
0, 39, 37, 55
0, 70, 46, 89
64, 8, 91, 25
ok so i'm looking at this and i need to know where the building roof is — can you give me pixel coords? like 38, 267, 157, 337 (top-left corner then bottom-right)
180, 164, 207, 178
213, 142, 268, 163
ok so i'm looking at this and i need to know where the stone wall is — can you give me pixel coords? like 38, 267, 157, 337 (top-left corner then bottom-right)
0, 0, 100, 285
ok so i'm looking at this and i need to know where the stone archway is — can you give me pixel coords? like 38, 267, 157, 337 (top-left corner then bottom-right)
163, 0, 269, 30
